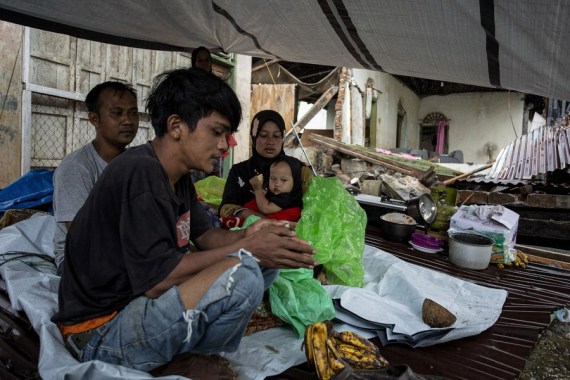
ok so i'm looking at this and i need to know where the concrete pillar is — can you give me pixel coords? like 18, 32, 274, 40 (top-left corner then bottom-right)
232, 54, 252, 165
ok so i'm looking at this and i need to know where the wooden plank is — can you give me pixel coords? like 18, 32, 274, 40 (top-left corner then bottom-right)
300, 129, 334, 147
250, 84, 296, 132
515, 244, 570, 264
525, 254, 570, 269
251, 59, 280, 72
284, 85, 338, 145
441, 162, 494, 185
309, 134, 414, 176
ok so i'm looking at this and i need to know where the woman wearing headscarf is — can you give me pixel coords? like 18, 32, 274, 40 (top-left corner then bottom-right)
191, 46, 212, 72
219, 110, 313, 219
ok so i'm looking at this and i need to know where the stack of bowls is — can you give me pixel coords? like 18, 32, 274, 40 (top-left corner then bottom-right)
411, 232, 443, 250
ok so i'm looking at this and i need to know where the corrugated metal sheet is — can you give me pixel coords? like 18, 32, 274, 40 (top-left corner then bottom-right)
2, 227, 569, 380
485, 125, 570, 181
363, 226, 570, 380
457, 176, 570, 189
458, 177, 531, 186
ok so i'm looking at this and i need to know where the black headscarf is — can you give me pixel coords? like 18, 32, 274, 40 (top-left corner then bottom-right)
264, 155, 303, 210
220, 110, 293, 210
249, 110, 287, 175
191, 46, 212, 72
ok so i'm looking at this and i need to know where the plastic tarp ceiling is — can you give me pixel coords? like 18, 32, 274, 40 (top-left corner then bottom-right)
1, 0, 569, 100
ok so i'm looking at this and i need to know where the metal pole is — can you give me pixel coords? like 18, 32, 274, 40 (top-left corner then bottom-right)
290, 122, 317, 176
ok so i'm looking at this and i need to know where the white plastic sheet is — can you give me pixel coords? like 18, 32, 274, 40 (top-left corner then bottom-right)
0, 215, 507, 379
326, 245, 507, 347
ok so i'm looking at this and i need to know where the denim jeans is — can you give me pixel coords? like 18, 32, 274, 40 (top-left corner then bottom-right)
80, 250, 273, 372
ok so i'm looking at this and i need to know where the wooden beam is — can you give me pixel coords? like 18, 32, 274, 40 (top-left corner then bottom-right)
516, 244, 570, 264
309, 134, 414, 176
284, 86, 338, 145
526, 254, 570, 269
441, 162, 494, 185
251, 59, 280, 72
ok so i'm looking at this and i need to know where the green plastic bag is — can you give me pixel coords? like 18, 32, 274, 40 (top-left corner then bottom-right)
269, 268, 335, 337
194, 176, 226, 205
235, 215, 335, 337
295, 176, 366, 287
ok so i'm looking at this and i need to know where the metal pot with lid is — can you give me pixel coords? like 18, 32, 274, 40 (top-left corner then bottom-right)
448, 232, 494, 270
379, 212, 417, 243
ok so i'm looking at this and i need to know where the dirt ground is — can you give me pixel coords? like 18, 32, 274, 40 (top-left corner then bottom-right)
517, 318, 570, 379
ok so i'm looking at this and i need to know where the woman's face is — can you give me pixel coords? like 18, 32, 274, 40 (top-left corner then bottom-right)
195, 50, 212, 71
255, 121, 283, 159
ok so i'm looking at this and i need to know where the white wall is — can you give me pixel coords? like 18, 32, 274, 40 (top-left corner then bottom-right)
238, 65, 526, 166
351, 69, 420, 149
419, 92, 524, 163
298, 101, 329, 129
348, 68, 525, 164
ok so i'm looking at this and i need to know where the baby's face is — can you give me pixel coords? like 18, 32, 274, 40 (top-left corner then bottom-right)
268, 161, 293, 194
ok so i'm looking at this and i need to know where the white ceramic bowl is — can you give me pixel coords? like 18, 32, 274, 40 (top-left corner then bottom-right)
448, 232, 494, 270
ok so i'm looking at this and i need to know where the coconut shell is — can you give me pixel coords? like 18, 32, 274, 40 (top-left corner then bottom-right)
422, 298, 457, 328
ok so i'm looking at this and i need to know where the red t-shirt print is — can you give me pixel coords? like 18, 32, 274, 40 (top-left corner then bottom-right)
176, 211, 191, 248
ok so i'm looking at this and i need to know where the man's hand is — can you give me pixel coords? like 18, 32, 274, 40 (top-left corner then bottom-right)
245, 219, 296, 235
243, 220, 316, 269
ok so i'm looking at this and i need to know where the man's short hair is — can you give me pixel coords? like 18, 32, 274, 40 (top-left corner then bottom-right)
85, 81, 137, 113
146, 68, 242, 137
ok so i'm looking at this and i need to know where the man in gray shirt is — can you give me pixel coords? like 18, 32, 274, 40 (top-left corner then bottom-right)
52, 82, 139, 274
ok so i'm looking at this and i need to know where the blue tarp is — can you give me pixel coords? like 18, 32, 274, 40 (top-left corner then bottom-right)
0, 169, 54, 216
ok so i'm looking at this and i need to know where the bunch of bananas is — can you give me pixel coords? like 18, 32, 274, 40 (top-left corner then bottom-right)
303, 321, 389, 380
513, 250, 529, 268
497, 249, 529, 269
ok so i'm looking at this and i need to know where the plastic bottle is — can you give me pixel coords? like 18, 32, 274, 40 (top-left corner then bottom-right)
555, 307, 570, 322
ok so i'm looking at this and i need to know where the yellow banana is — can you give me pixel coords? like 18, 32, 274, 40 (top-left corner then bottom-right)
516, 250, 528, 267
303, 324, 315, 368
325, 338, 346, 373
311, 322, 335, 380
334, 342, 389, 369
332, 330, 380, 356
305, 322, 390, 379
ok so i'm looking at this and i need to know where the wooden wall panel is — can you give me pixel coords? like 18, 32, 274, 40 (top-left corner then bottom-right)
76, 39, 104, 95
250, 84, 296, 132
0, 22, 23, 187
175, 52, 192, 69
105, 44, 133, 83
132, 49, 153, 108
24, 29, 187, 169
29, 28, 75, 91
153, 51, 175, 78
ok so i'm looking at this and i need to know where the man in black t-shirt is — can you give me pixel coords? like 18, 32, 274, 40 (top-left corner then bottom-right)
52, 68, 317, 372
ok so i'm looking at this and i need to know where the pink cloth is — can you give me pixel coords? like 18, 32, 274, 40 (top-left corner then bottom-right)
436, 120, 446, 155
